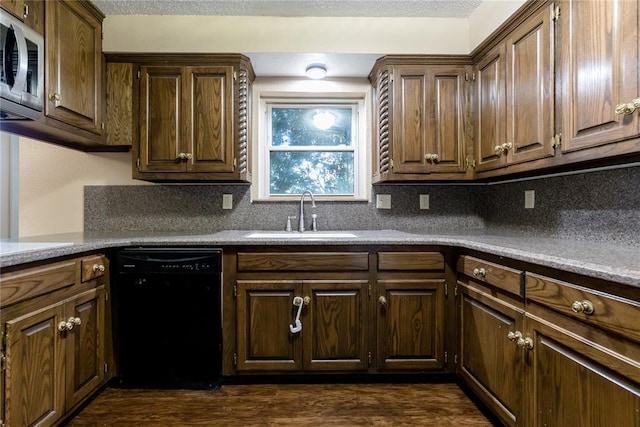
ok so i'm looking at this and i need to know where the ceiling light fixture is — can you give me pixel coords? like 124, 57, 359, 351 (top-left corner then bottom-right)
305, 64, 327, 80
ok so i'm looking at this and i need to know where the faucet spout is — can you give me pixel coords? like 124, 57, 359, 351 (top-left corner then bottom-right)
299, 190, 316, 232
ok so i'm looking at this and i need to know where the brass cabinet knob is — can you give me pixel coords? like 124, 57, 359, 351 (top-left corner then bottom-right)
378, 296, 388, 306
517, 336, 534, 350
178, 152, 187, 160
472, 267, 486, 278
494, 145, 503, 153
69, 317, 82, 327
303, 296, 311, 306
615, 98, 640, 115
49, 93, 61, 102
571, 300, 594, 315
502, 142, 513, 151
92, 264, 105, 273
58, 321, 69, 332
424, 153, 440, 162
507, 331, 522, 342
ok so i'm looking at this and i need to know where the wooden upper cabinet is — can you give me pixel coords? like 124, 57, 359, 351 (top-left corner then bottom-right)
557, 0, 640, 153
130, 55, 254, 181
475, 3, 555, 172
370, 57, 471, 182
1, 0, 43, 34
45, 0, 103, 134
475, 44, 507, 172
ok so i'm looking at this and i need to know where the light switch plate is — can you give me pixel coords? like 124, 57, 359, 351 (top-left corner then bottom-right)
376, 194, 391, 209
420, 194, 429, 210
524, 190, 535, 209
222, 194, 233, 210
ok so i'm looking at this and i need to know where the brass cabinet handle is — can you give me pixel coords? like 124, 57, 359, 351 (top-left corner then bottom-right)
571, 300, 594, 315
92, 264, 105, 273
185, 153, 193, 160
494, 145, 503, 153
424, 153, 440, 162
615, 98, 640, 115
494, 143, 513, 155
472, 267, 486, 278
303, 296, 311, 306
58, 321, 70, 332
378, 296, 388, 306
49, 93, 61, 102
177, 153, 193, 161
507, 331, 522, 342
517, 336, 534, 350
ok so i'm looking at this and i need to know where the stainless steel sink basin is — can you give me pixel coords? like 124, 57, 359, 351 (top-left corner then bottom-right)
245, 231, 358, 239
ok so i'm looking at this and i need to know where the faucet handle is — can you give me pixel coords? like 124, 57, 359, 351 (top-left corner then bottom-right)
311, 214, 318, 232
285, 216, 296, 232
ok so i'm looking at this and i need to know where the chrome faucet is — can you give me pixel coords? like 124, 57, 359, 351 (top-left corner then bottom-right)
299, 190, 316, 232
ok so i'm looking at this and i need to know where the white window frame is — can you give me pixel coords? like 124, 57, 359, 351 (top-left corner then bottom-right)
253, 79, 370, 202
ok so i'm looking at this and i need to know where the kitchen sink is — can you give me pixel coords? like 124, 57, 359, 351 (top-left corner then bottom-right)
244, 231, 358, 239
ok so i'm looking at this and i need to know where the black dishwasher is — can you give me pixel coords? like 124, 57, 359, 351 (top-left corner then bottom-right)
114, 248, 223, 389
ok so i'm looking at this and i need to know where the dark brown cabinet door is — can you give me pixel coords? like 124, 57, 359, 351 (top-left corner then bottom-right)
5, 302, 66, 427
302, 280, 369, 371
188, 66, 235, 173
376, 279, 445, 370
557, 0, 639, 152
459, 283, 524, 427
505, 3, 555, 165
45, 0, 103, 134
525, 312, 640, 427
65, 287, 105, 410
235, 280, 303, 371
138, 66, 185, 173
475, 44, 507, 172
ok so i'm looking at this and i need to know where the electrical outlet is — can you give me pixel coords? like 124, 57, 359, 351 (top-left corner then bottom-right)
524, 190, 535, 209
222, 194, 233, 210
420, 194, 430, 210
376, 194, 391, 209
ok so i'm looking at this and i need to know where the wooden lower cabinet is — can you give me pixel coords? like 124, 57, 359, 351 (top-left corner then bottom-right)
1, 255, 109, 427
376, 279, 445, 371
458, 282, 524, 427
235, 279, 369, 372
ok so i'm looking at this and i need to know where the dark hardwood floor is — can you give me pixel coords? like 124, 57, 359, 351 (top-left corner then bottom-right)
65, 383, 497, 426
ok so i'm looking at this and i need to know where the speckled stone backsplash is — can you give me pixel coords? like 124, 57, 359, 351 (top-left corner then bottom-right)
85, 165, 640, 246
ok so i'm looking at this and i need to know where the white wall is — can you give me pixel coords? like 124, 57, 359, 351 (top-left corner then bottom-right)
18, 138, 141, 237
468, 0, 527, 50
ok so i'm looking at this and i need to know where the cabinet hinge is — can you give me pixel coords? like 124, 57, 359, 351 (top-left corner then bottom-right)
454, 285, 458, 297
389, 73, 394, 83
233, 71, 237, 81
368, 352, 372, 366
136, 158, 141, 171
368, 284, 372, 297
465, 72, 476, 82
0, 353, 5, 371
390, 159, 394, 170
444, 351, 448, 364
233, 353, 237, 367
101, 122, 105, 130
233, 284, 237, 298
454, 354, 458, 365
465, 157, 476, 170
104, 362, 108, 374
23, 4, 28, 18
444, 283, 448, 297
137, 70, 141, 80
552, 5, 561, 21
552, 133, 562, 148
233, 158, 237, 171
105, 292, 109, 302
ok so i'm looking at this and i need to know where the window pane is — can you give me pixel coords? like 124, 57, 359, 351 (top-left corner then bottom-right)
270, 151, 354, 194
271, 107, 352, 147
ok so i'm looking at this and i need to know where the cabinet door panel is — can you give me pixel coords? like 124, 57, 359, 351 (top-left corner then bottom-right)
475, 45, 507, 172
526, 313, 640, 426
506, 4, 555, 165
45, 0, 102, 134
236, 281, 302, 371
5, 303, 66, 427
303, 281, 369, 371
558, 0, 639, 152
66, 288, 105, 410
459, 285, 524, 427
139, 67, 184, 172
392, 67, 429, 173
430, 68, 466, 173
377, 279, 445, 370
188, 67, 234, 173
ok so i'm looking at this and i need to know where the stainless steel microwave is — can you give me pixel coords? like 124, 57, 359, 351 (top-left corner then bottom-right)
0, 9, 44, 120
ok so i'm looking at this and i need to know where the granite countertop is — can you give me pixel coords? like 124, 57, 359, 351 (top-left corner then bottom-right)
1, 230, 639, 288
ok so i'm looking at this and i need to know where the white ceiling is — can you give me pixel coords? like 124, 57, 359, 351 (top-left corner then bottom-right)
94, 0, 485, 78
92, 0, 483, 18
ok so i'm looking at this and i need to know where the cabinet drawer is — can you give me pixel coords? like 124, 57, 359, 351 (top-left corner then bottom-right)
237, 252, 369, 272
81, 255, 106, 282
377, 252, 444, 271
526, 272, 640, 343
457, 255, 523, 297
0, 260, 76, 308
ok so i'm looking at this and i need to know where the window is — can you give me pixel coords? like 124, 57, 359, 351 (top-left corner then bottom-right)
255, 85, 369, 201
